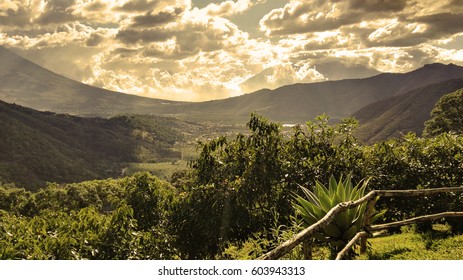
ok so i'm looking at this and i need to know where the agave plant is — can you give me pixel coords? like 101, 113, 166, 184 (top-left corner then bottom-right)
293, 175, 384, 258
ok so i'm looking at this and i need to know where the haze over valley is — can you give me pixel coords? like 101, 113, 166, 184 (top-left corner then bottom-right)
2, 44, 463, 188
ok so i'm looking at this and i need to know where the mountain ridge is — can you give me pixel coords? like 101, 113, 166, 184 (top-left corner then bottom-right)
2, 45, 463, 123
0, 46, 185, 117
180, 62, 463, 122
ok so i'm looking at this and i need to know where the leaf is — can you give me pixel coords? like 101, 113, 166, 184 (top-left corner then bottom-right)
342, 225, 358, 241
370, 209, 387, 224
298, 185, 320, 207
324, 224, 342, 238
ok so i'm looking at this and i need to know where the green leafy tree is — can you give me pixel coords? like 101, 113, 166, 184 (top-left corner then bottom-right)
424, 88, 463, 136
172, 114, 287, 258
124, 172, 174, 231
284, 115, 365, 189
365, 133, 463, 232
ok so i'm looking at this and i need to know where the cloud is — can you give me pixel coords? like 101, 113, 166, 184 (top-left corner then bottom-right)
116, 27, 173, 44
203, 0, 265, 17
83, 49, 247, 101
415, 13, 463, 38
259, 0, 463, 52
35, 0, 81, 25
366, 19, 428, 47
2, 0, 463, 102
130, 7, 183, 27
259, 1, 364, 36
86, 29, 113, 47
347, 0, 408, 12
114, 0, 160, 12
241, 62, 326, 93
0, 0, 36, 27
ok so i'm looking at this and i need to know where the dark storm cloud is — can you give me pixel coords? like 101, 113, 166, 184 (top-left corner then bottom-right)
86, 32, 105, 46
35, 0, 80, 25
0, 7, 30, 27
116, 28, 174, 44
131, 8, 183, 28
347, 0, 408, 12
415, 13, 463, 38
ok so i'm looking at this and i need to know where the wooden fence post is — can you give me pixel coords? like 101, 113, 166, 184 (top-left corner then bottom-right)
259, 187, 463, 260
360, 197, 377, 254
302, 239, 312, 260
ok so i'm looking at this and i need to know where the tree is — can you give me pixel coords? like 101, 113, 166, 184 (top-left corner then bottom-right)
284, 115, 365, 189
124, 172, 174, 231
171, 114, 287, 258
424, 88, 463, 136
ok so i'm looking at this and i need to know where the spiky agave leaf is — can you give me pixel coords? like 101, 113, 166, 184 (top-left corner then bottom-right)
298, 184, 320, 207
314, 182, 334, 213
323, 224, 342, 239
293, 175, 385, 258
293, 196, 320, 225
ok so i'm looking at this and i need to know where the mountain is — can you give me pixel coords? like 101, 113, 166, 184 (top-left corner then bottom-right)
314, 61, 382, 81
180, 63, 463, 123
227, 62, 380, 94
353, 78, 463, 143
2, 45, 463, 123
0, 100, 186, 189
0, 46, 185, 117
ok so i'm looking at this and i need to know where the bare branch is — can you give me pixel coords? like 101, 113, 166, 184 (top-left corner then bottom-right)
258, 186, 463, 260
336, 231, 369, 260
369, 212, 463, 231
258, 191, 377, 260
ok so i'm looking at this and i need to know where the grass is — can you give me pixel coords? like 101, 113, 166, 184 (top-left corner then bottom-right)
270, 224, 463, 260
356, 225, 463, 260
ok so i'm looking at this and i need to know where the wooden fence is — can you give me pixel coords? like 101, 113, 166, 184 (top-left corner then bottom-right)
258, 187, 463, 260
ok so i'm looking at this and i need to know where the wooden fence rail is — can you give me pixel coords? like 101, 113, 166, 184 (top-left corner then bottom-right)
258, 186, 463, 260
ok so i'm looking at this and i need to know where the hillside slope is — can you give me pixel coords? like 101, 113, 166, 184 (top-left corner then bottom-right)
0, 46, 184, 117
353, 79, 463, 143
0, 101, 184, 189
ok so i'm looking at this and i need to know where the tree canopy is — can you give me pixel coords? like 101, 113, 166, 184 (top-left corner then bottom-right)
424, 88, 463, 136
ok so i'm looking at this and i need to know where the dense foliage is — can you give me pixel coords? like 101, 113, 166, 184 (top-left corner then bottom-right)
424, 88, 463, 136
0, 173, 177, 259
2, 111, 463, 259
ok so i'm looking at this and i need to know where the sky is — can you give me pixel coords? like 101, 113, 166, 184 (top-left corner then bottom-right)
1, 0, 463, 102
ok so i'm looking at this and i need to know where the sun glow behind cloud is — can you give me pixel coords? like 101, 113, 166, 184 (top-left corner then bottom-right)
1, 0, 463, 101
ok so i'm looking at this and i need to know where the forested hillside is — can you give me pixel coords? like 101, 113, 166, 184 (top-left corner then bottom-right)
2, 111, 463, 260
354, 79, 463, 143
0, 101, 184, 189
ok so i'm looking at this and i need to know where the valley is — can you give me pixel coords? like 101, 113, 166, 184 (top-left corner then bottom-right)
2, 47, 463, 261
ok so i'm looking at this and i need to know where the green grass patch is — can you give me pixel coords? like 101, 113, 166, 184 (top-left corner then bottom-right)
357, 228, 463, 260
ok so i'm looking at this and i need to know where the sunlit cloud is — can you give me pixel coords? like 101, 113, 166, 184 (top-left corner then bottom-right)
1, 0, 463, 101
